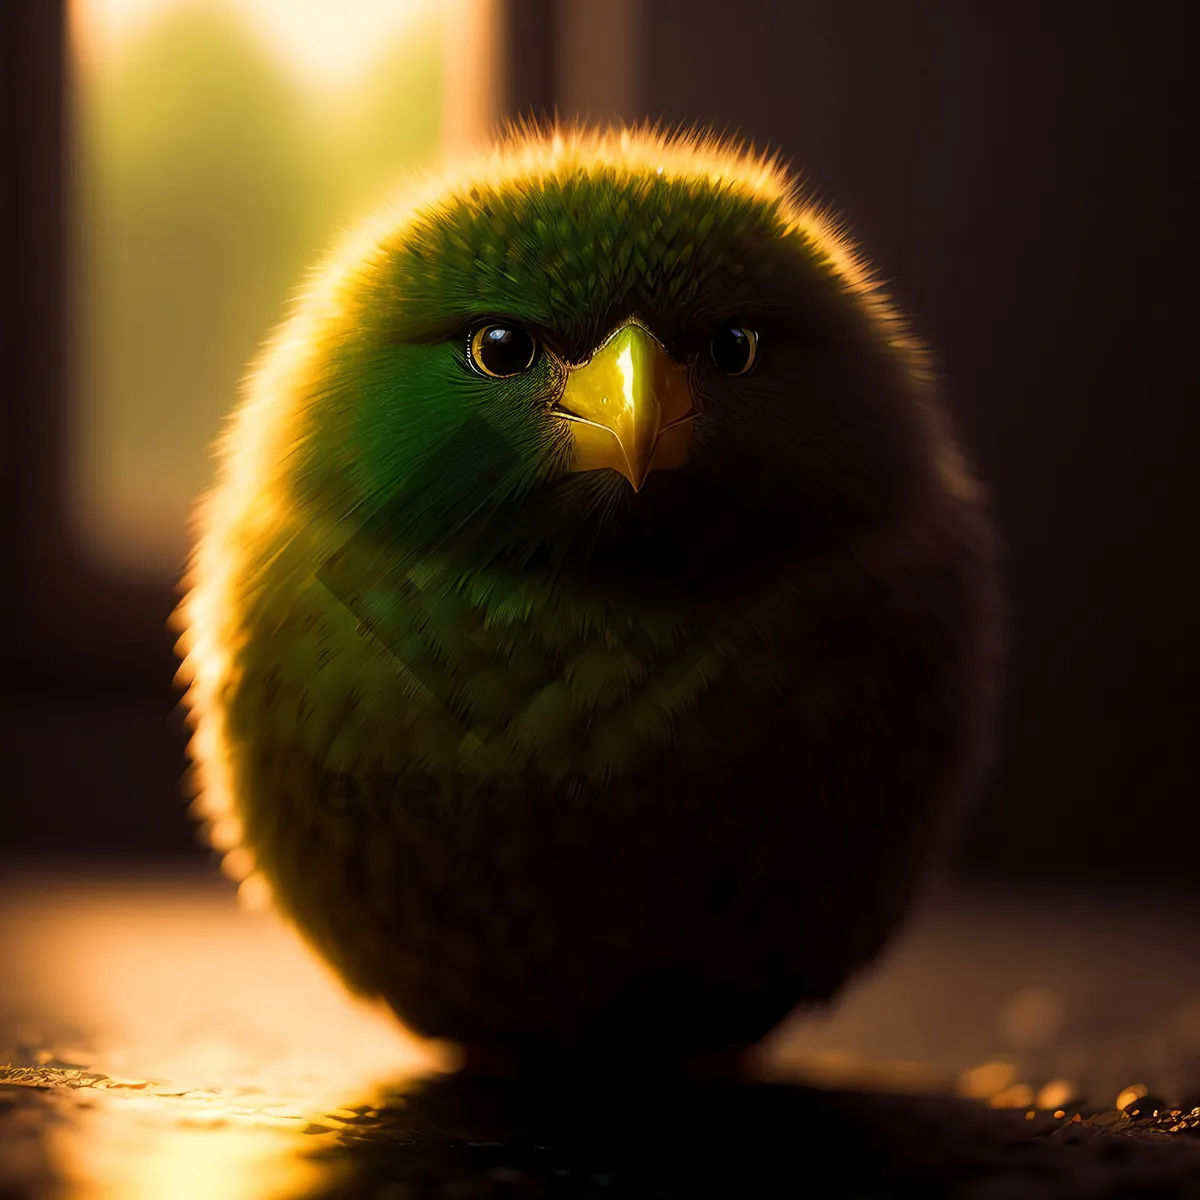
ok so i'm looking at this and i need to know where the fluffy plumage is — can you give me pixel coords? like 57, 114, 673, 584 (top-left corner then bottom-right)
174, 123, 1001, 1063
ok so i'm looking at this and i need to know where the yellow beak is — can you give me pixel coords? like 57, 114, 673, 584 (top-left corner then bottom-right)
554, 321, 697, 491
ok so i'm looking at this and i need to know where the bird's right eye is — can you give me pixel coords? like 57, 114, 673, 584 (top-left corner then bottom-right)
467, 325, 539, 378
710, 324, 759, 376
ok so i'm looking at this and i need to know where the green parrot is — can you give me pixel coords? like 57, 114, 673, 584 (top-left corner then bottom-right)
175, 124, 1001, 1069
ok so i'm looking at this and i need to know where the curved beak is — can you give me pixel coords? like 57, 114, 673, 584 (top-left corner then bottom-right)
553, 322, 697, 491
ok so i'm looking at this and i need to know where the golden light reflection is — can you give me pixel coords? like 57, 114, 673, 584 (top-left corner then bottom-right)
237, 872, 275, 914
0, 873, 448, 1197
987, 1082, 1034, 1109
1034, 1078, 1077, 1112
46, 1118, 324, 1200
754, 1047, 954, 1094
220, 846, 255, 882
616, 342, 636, 413
207, 814, 244, 852
957, 1060, 1017, 1100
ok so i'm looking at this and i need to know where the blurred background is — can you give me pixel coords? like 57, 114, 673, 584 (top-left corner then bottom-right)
2, 3, 1199, 1195
2, 0, 1197, 883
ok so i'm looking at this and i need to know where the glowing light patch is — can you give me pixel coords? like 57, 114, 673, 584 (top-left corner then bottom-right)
71, 0, 442, 93
0, 875, 444, 1197
616, 343, 636, 414
1116, 1084, 1149, 1111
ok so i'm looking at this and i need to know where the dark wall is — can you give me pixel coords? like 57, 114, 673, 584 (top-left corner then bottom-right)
643, 0, 1200, 884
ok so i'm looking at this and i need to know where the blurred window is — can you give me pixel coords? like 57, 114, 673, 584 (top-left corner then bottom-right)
67, 0, 499, 578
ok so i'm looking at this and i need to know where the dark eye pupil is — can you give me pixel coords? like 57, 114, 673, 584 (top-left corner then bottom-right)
711, 326, 754, 374
477, 326, 536, 376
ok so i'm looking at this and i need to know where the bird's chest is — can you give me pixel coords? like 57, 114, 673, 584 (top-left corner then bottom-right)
234, 552, 798, 823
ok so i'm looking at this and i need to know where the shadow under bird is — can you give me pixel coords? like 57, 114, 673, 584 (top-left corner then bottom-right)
174, 124, 1002, 1070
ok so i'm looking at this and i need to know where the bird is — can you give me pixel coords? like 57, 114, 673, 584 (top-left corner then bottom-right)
174, 123, 1002, 1071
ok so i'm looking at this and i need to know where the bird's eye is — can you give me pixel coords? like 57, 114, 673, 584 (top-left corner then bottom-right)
710, 325, 759, 376
467, 325, 539, 378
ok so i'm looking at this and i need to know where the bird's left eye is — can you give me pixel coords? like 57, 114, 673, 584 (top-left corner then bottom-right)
467, 325, 539, 378
710, 325, 759, 376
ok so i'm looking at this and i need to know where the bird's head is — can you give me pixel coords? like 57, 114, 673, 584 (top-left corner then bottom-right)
269, 124, 965, 611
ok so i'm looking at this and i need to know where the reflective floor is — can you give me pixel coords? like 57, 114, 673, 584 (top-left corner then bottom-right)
2, 870, 1199, 1197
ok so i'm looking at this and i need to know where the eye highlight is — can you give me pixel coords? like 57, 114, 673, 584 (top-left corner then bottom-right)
468, 324, 539, 378
710, 325, 759, 376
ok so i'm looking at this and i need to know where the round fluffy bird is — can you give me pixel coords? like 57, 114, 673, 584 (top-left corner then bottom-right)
175, 125, 1001, 1067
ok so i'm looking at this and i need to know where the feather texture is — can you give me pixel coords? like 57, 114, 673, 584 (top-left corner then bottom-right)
173, 122, 1001, 1058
